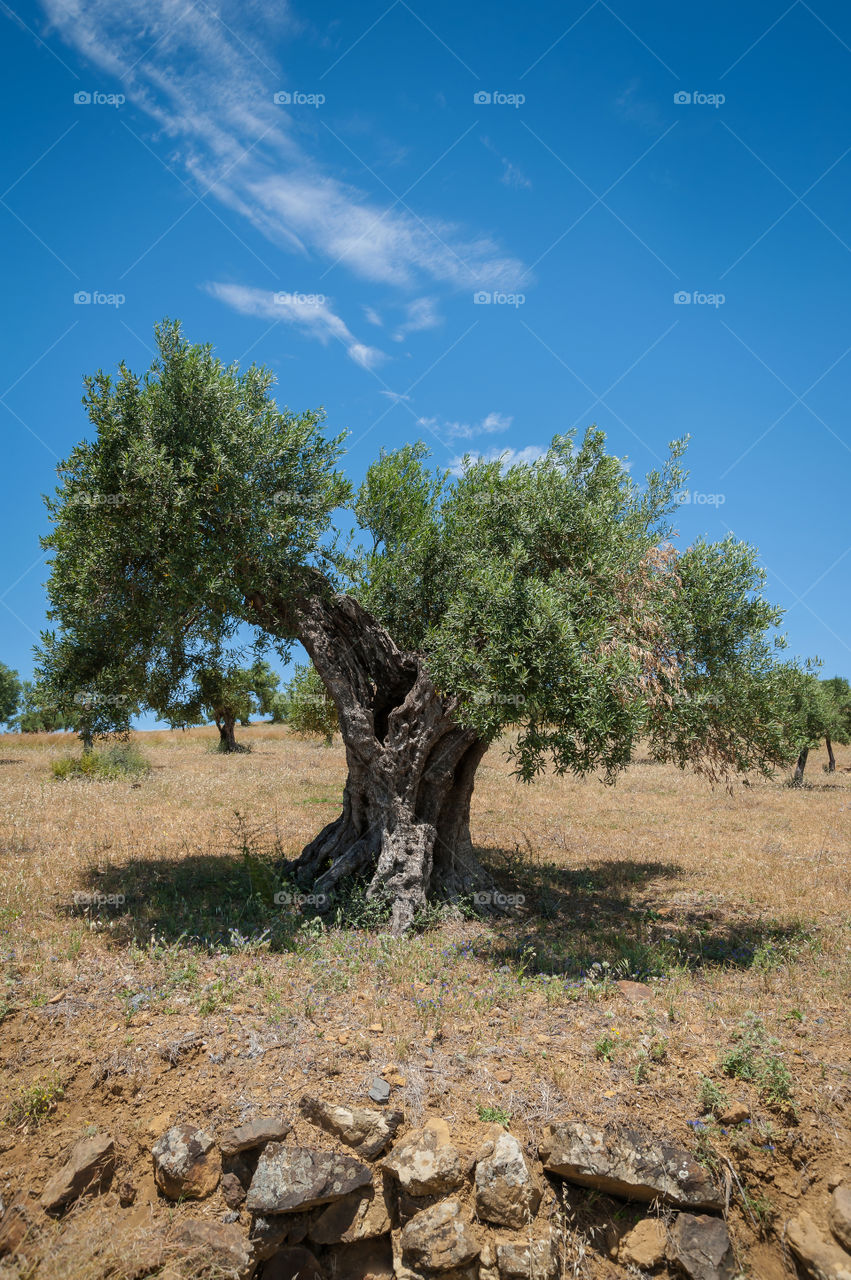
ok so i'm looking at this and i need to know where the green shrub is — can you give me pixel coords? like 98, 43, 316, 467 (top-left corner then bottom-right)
51, 743, 151, 780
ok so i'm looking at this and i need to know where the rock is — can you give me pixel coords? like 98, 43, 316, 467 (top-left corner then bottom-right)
40, 1133, 115, 1213
299, 1096, 403, 1159
221, 1171, 247, 1208
538, 1122, 723, 1210
618, 1218, 667, 1269
475, 1132, 542, 1229
326, 1237, 393, 1279
0, 1193, 37, 1259
309, 1180, 393, 1244
174, 1220, 252, 1274
222, 1210, 240, 1224
368, 1077, 391, 1104
245, 1143, 372, 1214
400, 1197, 480, 1272
219, 1116, 291, 1155
788, 1211, 851, 1280
616, 980, 654, 1001
152, 1124, 221, 1200
382, 1117, 467, 1196
717, 1103, 750, 1126
830, 1185, 851, 1252
248, 1215, 290, 1262
118, 1179, 137, 1207
262, 1245, 324, 1280
496, 1237, 558, 1279
669, 1214, 735, 1280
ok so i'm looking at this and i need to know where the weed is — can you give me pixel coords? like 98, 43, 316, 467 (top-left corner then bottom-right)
721, 1014, 794, 1110
697, 1074, 729, 1117
477, 1104, 510, 1125
8, 1076, 65, 1128
51, 743, 151, 781
594, 1031, 619, 1061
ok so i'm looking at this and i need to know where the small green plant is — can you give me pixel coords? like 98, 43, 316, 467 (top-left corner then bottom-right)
8, 1077, 65, 1128
52, 742, 150, 780
633, 1052, 650, 1084
721, 1014, 794, 1109
594, 1031, 618, 1061
697, 1074, 729, 1117
648, 1036, 668, 1063
477, 1104, 511, 1125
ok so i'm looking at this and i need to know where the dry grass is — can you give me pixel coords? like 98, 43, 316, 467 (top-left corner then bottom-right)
0, 725, 848, 1278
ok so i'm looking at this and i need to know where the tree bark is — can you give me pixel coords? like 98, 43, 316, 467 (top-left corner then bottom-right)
793, 746, 808, 783
826, 734, 836, 773
216, 711, 238, 753
247, 582, 497, 933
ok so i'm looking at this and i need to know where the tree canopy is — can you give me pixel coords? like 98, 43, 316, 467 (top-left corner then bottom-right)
0, 663, 21, 728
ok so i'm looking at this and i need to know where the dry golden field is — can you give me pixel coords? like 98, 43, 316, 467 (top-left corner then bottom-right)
0, 725, 848, 1278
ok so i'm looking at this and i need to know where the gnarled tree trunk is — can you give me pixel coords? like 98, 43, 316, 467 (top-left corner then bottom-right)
826, 734, 836, 773
216, 711, 238, 753
248, 583, 497, 933
793, 746, 808, 783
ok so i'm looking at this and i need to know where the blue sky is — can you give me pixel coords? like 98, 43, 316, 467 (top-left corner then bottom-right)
2, 0, 850, 708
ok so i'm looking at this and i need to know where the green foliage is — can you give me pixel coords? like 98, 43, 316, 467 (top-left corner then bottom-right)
697, 1075, 729, 1117
283, 663, 338, 745
40, 322, 800, 789
721, 1014, 793, 1109
51, 742, 151, 780
12, 680, 74, 733
0, 662, 21, 726
477, 1104, 511, 1125
7, 1076, 65, 1128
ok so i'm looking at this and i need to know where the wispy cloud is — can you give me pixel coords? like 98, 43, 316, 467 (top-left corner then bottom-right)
40, 0, 527, 291
205, 282, 385, 369
482, 135, 532, 190
419, 411, 512, 441
393, 296, 442, 342
448, 443, 545, 476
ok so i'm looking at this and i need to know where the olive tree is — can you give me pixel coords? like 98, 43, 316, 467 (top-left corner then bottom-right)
0, 663, 21, 728
38, 322, 802, 931
283, 663, 339, 745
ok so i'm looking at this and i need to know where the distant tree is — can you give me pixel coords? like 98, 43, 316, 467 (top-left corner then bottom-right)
283, 663, 339, 746
820, 676, 851, 772
38, 321, 804, 931
14, 681, 73, 733
169, 658, 282, 752
0, 663, 21, 728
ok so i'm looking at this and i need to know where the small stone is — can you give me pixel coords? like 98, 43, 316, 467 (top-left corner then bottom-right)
300, 1096, 403, 1159
494, 1069, 513, 1084
221, 1210, 240, 1224
829, 1185, 851, 1253
475, 1132, 542, 1229
248, 1215, 290, 1263
174, 1220, 251, 1273
368, 1023, 384, 1033
152, 1124, 221, 1201
257, 1244, 324, 1280
496, 1237, 558, 1279
117, 1179, 137, 1207
368, 1077, 391, 1104
400, 1197, 480, 1272
617, 980, 654, 1001
669, 1213, 736, 1280
382, 1117, 467, 1196
0, 1193, 37, 1259
717, 1102, 750, 1126
219, 1115, 291, 1155
788, 1212, 851, 1280
221, 1171, 246, 1208
40, 1133, 115, 1213
245, 1143, 372, 1214
618, 1218, 667, 1270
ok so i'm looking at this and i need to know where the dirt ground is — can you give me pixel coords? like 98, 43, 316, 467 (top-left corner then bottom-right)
0, 725, 848, 1277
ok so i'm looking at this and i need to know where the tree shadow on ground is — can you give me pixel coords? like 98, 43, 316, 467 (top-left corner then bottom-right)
64, 840, 817, 983
476, 845, 818, 981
